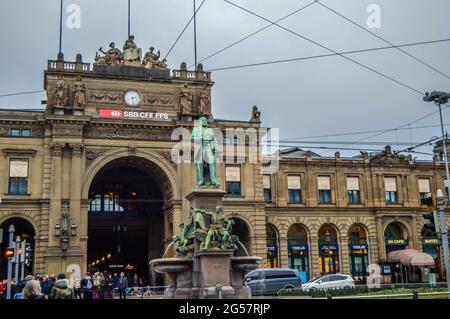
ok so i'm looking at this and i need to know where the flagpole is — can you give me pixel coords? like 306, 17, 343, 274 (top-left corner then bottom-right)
59, 0, 64, 54
193, 0, 198, 68
128, 0, 131, 38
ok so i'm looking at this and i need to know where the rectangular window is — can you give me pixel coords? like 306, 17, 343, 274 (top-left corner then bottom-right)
21, 129, 31, 137
263, 175, 272, 203
287, 175, 301, 203
384, 177, 398, 204
318, 175, 332, 203
10, 129, 21, 136
347, 177, 361, 204
418, 178, 431, 200
226, 166, 241, 196
8, 160, 28, 194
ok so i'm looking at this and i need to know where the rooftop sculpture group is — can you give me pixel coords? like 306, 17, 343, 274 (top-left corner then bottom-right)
94, 35, 168, 69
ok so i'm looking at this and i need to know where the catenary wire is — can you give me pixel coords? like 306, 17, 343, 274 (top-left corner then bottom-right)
222, 0, 424, 95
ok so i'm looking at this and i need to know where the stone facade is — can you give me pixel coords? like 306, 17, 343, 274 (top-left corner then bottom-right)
0, 54, 449, 282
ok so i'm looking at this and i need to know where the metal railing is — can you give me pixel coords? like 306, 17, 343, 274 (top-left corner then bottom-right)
124, 285, 170, 298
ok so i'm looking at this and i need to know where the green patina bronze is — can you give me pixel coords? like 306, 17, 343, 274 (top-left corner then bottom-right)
172, 206, 238, 257
190, 116, 218, 187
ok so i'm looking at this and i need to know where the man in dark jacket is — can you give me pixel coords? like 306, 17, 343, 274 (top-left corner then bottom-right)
50, 273, 74, 299
117, 272, 128, 299
80, 272, 93, 299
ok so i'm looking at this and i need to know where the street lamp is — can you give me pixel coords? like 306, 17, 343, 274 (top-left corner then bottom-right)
436, 189, 450, 299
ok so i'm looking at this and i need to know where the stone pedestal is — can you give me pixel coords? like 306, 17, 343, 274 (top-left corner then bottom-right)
196, 250, 234, 298
186, 188, 226, 211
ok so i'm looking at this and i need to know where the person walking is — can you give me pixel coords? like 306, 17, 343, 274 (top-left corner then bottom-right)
69, 272, 82, 299
132, 273, 139, 287
50, 273, 75, 299
106, 273, 114, 299
100, 272, 109, 299
22, 280, 45, 299
117, 272, 128, 299
80, 272, 93, 299
92, 272, 101, 299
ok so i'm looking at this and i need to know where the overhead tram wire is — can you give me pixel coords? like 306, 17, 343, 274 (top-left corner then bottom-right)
222, 0, 424, 95
318, 104, 450, 156
206, 38, 450, 72
316, 0, 450, 80
192, 0, 318, 67
164, 0, 207, 61
0, 90, 45, 98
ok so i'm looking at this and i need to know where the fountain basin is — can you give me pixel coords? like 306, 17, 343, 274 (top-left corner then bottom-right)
150, 258, 193, 274
231, 256, 262, 272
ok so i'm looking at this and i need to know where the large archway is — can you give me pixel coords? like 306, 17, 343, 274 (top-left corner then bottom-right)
318, 224, 340, 275
230, 217, 251, 256
86, 156, 172, 284
348, 224, 369, 281
0, 217, 36, 279
287, 224, 310, 280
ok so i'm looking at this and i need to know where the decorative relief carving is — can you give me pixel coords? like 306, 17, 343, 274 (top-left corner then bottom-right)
70, 144, 85, 157
52, 125, 83, 136
51, 143, 65, 156
84, 127, 171, 140
85, 148, 107, 167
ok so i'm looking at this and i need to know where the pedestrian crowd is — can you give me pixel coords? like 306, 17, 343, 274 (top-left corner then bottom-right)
0, 271, 145, 299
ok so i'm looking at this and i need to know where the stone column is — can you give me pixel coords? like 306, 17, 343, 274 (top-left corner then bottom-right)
376, 216, 386, 261
339, 235, 350, 274
69, 144, 84, 247
279, 233, 288, 269
309, 235, 320, 278
49, 143, 64, 247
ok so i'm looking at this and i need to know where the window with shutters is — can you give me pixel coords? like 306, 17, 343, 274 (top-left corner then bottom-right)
318, 175, 332, 204
8, 159, 29, 194
263, 175, 272, 203
226, 166, 241, 196
384, 177, 398, 204
347, 176, 361, 204
287, 175, 301, 204
418, 178, 431, 200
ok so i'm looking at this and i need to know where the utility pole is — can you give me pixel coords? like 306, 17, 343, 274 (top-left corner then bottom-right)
193, 0, 198, 68
436, 189, 450, 299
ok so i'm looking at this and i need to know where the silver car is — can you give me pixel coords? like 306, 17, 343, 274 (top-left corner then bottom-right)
301, 274, 355, 291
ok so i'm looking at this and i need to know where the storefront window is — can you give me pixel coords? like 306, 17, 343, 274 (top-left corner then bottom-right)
266, 224, 279, 268
287, 224, 309, 281
318, 224, 339, 274
348, 224, 369, 278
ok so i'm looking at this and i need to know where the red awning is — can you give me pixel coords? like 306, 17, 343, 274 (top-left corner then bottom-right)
387, 249, 435, 266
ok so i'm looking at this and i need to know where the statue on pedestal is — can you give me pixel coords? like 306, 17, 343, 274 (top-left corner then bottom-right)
142, 47, 167, 69
123, 35, 141, 62
198, 85, 210, 115
250, 105, 261, 122
72, 76, 86, 107
95, 42, 122, 65
180, 83, 192, 114
191, 116, 218, 187
52, 79, 67, 107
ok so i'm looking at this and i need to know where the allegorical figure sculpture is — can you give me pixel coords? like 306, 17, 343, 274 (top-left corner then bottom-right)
142, 47, 167, 69
191, 116, 218, 187
250, 105, 261, 122
52, 79, 66, 107
72, 76, 86, 107
123, 35, 141, 62
172, 205, 239, 257
180, 83, 192, 114
95, 42, 122, 65
198, 85, 210, 115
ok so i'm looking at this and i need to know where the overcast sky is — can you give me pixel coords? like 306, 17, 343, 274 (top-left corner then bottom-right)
1, 0, 449, 159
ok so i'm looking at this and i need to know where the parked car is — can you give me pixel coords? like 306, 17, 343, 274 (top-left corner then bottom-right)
245, 268, 302, 296
301, 274, 355, 291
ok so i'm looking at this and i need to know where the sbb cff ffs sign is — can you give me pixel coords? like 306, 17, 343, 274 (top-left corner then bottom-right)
99, 109, 169, 120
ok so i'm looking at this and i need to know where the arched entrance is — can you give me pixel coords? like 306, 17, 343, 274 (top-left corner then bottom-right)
287, 224, 309, 280
230, 217, 251, 256
87, 156, 172, 284
348, 224, 369, 281
384, 222, 409, 283
318, 224, 340, 275
266, 224, 279, 268
0, 217, 36, 279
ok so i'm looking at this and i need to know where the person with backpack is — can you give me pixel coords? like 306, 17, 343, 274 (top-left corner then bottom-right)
49, 273, 74, 299
80, 272, 93, 299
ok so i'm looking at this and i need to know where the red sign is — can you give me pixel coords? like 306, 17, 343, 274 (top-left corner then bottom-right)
99, 109, 123, 119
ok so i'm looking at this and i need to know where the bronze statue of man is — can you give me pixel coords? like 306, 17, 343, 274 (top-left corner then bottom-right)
190, 117, 218, 186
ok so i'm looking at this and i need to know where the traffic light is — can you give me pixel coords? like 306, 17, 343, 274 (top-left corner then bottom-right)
421, 192, 436, 210
423, 212, 436, 233
422, 193, 438, 233
4, 247, 14, 258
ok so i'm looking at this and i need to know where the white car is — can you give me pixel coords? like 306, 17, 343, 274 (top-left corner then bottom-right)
301, 274, 355, 291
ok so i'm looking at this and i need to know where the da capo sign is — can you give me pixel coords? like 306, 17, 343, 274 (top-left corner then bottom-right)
98, 109, 170, 120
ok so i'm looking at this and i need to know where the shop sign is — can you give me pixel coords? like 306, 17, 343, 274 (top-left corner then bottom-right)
349, 243, 368, 250
319, 244, 338, 250
289, 245, 308, 251
98, 109, 170, 120
422, 238, 441, 245
267, 245, 277, 251
382, 264, 391, 275
385, 239, 408, 246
